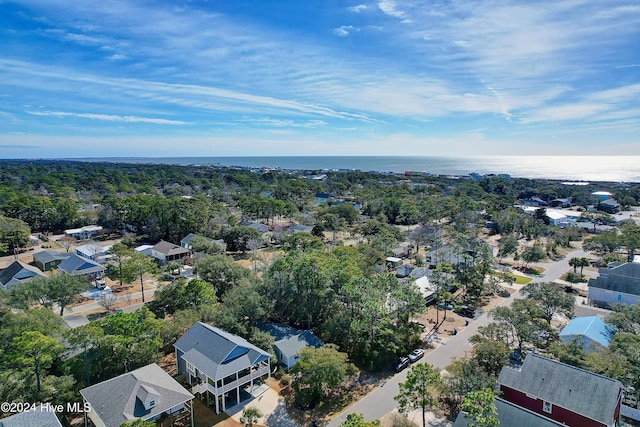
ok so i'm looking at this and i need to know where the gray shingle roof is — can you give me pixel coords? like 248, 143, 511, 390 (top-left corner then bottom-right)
58, 253, 105, 276
453, 397, 564, 427
152, 240, 190, 256
0, 409, 63, 427
174, 322, 270, 381
33, 250, 70, 265
79, 363, 193, 427
0, 260, 46, 287
588, 261, 640, 295
498, 354, 622, 425
259, 323, 323, 359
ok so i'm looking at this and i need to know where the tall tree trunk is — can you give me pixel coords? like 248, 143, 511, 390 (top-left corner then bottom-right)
140, 273, 145, 302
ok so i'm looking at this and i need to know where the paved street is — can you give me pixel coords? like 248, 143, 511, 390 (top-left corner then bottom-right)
328, 247, 589, 426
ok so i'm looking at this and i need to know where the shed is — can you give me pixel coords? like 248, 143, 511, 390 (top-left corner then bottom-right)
559, 316, 610, 353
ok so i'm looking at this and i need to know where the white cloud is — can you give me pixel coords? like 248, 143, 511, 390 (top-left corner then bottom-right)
378, 0, 407, 19
520, 103, 610, 123
27, 110, 187, 125
246, 118, 327, 128
348, 5, 367, 13
107, 53, 127, 61
333, 26, 357, 37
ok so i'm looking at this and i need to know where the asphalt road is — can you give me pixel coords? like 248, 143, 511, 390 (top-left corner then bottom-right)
328, 247, 589, 426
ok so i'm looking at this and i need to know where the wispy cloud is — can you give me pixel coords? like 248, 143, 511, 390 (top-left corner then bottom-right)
107, 53, 127, 61
27, 110, 188, 125
1, 0, 639, 156
333, 26, 358, 37
348, 5, 367, 13
247, 118, 328, 128
378, 1, 408, 19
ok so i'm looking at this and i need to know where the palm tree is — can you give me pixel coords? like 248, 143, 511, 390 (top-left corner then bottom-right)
240, 407, 262, 427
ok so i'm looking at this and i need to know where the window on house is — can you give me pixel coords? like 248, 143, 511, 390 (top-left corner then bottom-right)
543, 401, 552, 413
186, 361, 194, 373
617, 294, 623, 301
149, 400, 155, 407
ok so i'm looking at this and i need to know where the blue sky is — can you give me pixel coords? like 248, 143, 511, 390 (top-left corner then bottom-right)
1, 0, 639, 158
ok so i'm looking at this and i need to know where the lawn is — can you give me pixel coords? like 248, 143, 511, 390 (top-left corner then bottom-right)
509, 274, 533, 285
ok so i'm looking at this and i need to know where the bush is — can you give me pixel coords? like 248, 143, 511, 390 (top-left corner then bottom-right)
565, 272, 584, 283
280, 374, 291, 386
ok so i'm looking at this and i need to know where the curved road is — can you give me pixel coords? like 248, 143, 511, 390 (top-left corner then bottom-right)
328, 248, 589, 426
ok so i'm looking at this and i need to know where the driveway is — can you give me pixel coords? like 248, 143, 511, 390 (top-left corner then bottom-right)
226, 386, 301, 427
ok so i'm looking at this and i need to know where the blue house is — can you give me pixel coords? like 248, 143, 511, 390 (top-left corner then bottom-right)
174, 322, 271, 413
0, 260, 46, 289
588, 261, 640, 308
259, 323, 323, 370
559, 316, 610, 353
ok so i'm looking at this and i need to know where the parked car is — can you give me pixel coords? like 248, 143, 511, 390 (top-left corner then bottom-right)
454, 304, 476, 318
93, 278, 106, 290
394, 356, 410, 372
438, 301, 453, 310
408, 349, 425, 363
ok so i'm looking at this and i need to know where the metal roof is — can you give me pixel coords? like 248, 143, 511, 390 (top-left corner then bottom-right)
498, 354, 622, 425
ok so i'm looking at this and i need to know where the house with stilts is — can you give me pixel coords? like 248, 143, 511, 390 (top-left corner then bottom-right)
174, 322, 271, 414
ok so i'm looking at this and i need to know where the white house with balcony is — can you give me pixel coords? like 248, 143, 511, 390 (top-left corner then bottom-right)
174, 322, 271, 414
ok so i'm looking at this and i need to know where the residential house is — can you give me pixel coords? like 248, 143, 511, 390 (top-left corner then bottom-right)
588, 260, 640, 308
259, 323, 323, 370
454, 397, 565, 427
180, 233, 226, 252
288, 223, 314, 234
520, 197, 548, 207
246, 222, 268, 233
58, 253, 105, 279
551, 198, 572, 208
0, 260, 46, 289
33, 250, 70, 271
498, 354, 623, 427
395, 263, 415, 278
522, 207, 578, 227
592, 191, 613, 202
76, 243, 112, 264
413, 275, 437, 303
151, 240, 191, 265
599, 199, 621, 214
64, 225, 103, 240
559, 316, 610, 353
546, 211, 572, 227
134, 244, 155, 256
423, 245, 465, 267
314, 193, 333, 205
80, 363, 194, 427
174, 322, 271, 414
0, 407, 64, 427
391, 245, 412, 259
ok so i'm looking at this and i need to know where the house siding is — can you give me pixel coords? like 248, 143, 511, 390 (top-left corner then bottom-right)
176, 348, 186, 377
500, 385, 612, 427
588, 287, 640, 308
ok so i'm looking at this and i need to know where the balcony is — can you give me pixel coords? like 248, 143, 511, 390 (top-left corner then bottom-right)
191, 364, 270, 396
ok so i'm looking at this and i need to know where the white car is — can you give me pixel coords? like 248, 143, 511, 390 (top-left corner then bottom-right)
408, 349, 424, 362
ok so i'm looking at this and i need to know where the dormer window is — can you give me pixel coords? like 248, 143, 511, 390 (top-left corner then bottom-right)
543, 401, 552, 413
137, 384, 161, 411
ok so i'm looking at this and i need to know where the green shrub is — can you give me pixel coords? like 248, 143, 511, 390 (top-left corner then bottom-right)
566, 272, 584, 283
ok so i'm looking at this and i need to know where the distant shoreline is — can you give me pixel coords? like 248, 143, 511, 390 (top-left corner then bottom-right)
2, 155, 639, 183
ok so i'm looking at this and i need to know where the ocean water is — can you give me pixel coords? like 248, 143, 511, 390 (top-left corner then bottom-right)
80, 156, 640, 183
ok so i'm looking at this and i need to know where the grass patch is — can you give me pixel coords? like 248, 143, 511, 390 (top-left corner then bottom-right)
509, 274, 533, 285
